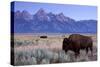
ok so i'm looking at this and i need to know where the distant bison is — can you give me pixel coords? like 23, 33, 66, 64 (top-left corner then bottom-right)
40, 36, 47, 38
62, 34, 93, 57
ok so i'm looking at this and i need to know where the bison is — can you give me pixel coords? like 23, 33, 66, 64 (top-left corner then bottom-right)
40, 36, 47, 38
62, 34, 93, 57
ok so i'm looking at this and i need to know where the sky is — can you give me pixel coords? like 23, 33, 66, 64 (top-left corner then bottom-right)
13, 1, 97, 21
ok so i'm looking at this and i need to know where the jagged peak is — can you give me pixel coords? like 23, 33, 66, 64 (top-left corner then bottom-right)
21, 10, 30, 14
15, 10, 22, 19
57, 12, 66, 18
48, 12, 54, 15
36, 8, 46, 15
38, 8, 45, 12
58, 12, 64, 16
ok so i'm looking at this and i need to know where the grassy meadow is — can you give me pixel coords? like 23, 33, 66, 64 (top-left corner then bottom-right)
12, 34, 97, 65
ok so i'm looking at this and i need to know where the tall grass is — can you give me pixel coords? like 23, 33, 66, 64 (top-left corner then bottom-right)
13, 35, 97, 65
14, 49, 72, 65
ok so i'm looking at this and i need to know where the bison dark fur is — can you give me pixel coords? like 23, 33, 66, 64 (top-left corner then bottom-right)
62, 34, 93, 57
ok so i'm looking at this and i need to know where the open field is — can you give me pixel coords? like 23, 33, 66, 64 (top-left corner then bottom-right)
12, 34, 97, 65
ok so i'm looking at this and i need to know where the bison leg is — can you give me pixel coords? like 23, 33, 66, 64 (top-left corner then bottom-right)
90, 47, 93, 56
86, 47, 88, 55
75, 49, 80, 58
64, 49, 68, 54
89, 42, 93, 56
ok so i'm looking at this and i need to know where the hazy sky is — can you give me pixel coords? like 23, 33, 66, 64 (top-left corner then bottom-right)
13, 1, 97, 21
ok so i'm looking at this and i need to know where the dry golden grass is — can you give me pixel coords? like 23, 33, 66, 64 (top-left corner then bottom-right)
14, 34, 97, 51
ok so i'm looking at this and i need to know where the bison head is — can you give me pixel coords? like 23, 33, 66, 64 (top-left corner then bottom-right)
63, 38, 71, 52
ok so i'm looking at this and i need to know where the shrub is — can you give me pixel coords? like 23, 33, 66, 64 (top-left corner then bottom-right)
41, 59, 50, 64
14, 40, 24, 46
58, 50, 70, 62
31, 57, 37, 64
14, 49, 74, 65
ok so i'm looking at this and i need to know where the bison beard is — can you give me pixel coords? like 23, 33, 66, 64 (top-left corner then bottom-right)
62, 34, 93, 58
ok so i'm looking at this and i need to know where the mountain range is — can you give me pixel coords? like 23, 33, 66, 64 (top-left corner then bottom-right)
12, 8, 97, 33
